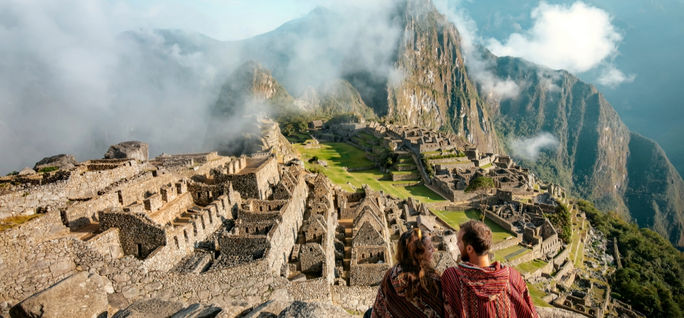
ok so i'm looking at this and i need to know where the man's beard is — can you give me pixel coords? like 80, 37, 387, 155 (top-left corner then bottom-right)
460, 252, 469, 263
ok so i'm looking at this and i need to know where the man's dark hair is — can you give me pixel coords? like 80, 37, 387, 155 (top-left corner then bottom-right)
459, 220, 492, 255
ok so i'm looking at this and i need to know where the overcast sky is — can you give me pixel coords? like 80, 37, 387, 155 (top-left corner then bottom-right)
115, 0, 333, 40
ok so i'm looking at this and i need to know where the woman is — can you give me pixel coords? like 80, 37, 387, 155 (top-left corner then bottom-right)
369, 228, 444, 318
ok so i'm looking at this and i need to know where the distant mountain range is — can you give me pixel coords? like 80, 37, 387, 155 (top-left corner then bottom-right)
126, 0, 684, 249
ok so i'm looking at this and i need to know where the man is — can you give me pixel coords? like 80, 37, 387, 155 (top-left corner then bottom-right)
441, 220, 538, 318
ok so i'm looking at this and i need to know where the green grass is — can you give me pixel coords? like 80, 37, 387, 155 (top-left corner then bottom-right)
294, 141, 445, 204
493, 245, 531, 262
397, 158, 413, 164
391, 170, 415, 175
480, 163, 493, 169
516, 259, 548, 273
38, 166, 59, 173
395, 163, 416, 168
431, 209, 514, 243
527, 283, 551, 307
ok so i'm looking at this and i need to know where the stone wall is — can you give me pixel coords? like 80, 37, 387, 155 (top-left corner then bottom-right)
261, 173, 307, 275
143, 195, 234, 271
99, 210, 166, 259
219, 236, 271, 261
88, 228, 124, 259
64, 172, 186, 228
349, 264, 389, 286
148, 192, 194, 226
391, 172, 419, 182
331, 286, 377, 313
0, 210, 77, 304
484, 210, 516, 233
553, 248, 570, 267
553, 261, 574, 281
0, 161, 145, 218
522, 260, 554, 280
299, 243, 325, 274
490, 235, 523, 252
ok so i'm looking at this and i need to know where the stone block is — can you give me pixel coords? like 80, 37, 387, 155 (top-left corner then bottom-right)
144, 193, 163, 212
10, 272, 112, 318
161, 185, 177, 202
127, 202, 145, 213
176, 181, 188, 195
104, 141, 149, 161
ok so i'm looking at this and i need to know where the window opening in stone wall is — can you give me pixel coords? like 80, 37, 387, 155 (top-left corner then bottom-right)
208, 211, 213, 224
193, 222, 197, 235
200, 215, 205, 229
137, 243, 143, 258
174, 236, 179, 249
184, 230, 189, 242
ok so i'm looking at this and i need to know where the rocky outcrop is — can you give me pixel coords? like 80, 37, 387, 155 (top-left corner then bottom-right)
10, 271, 113, 318
386, 0, 501, 153
277, 301, 354, 318
17, 167, 35, 176
33, 154, 77, 171
111, 299, 222, 318
105, 141, 149, 161
487, 56, 684, 248
536, 306, 585, 318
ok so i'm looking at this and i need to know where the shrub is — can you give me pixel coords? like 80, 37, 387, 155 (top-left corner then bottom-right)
38, 166, 59, 173
465, 176, 494, 193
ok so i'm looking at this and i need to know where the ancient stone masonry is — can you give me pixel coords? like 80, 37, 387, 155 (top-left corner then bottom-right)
0, 130, 621, 317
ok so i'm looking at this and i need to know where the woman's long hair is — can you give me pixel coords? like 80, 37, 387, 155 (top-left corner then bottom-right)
395, 228, 439, 300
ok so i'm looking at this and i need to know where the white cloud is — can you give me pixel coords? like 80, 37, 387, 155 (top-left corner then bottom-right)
510, 132, 560, 161
597, 64, 636, 87
487, 2, 621, 73
433, 0, 521, 100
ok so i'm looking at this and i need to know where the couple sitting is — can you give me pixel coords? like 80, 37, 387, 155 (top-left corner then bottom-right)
369, 220, 538, 318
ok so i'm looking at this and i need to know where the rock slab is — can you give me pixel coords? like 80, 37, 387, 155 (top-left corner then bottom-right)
104, 141, 149, 161
10, 271, 113, 318
33, 154, 77, 171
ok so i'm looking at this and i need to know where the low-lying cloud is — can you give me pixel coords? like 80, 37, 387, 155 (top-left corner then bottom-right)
597, 64, 636, 87
510, 132, 560, 161
0, 0, 404, 174
434, 0, 521, 100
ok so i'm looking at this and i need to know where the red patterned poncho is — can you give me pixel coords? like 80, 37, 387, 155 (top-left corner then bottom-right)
441, 262, 538, 318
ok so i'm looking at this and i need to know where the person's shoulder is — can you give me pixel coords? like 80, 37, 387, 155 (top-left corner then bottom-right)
441, 266, 459, 280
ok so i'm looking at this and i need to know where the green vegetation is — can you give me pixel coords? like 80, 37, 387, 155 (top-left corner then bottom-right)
527, 283, 551, 307
578, 199, 684, 317
516, 259, 548, 273
390, 170, 415, 176
294, 141, 445, 204
326, 113, 363, 126
493, 244, 531, 262
424, 152, 465, 160
38, 166, 58, 173
545, 203, 572, 244
420, 155, 434, 177
464, 176, 494, 193
479, 163, 493, 169
6, 171, 18, 176
431, 209, 513, 243
0, 214, 41, 231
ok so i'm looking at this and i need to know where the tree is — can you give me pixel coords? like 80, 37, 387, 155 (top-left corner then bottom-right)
465, 176, 495, 211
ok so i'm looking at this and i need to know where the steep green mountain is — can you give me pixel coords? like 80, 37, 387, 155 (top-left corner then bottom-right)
387, 0, 501, 152
625, 133, 684, 247
487, 55, 684, 248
